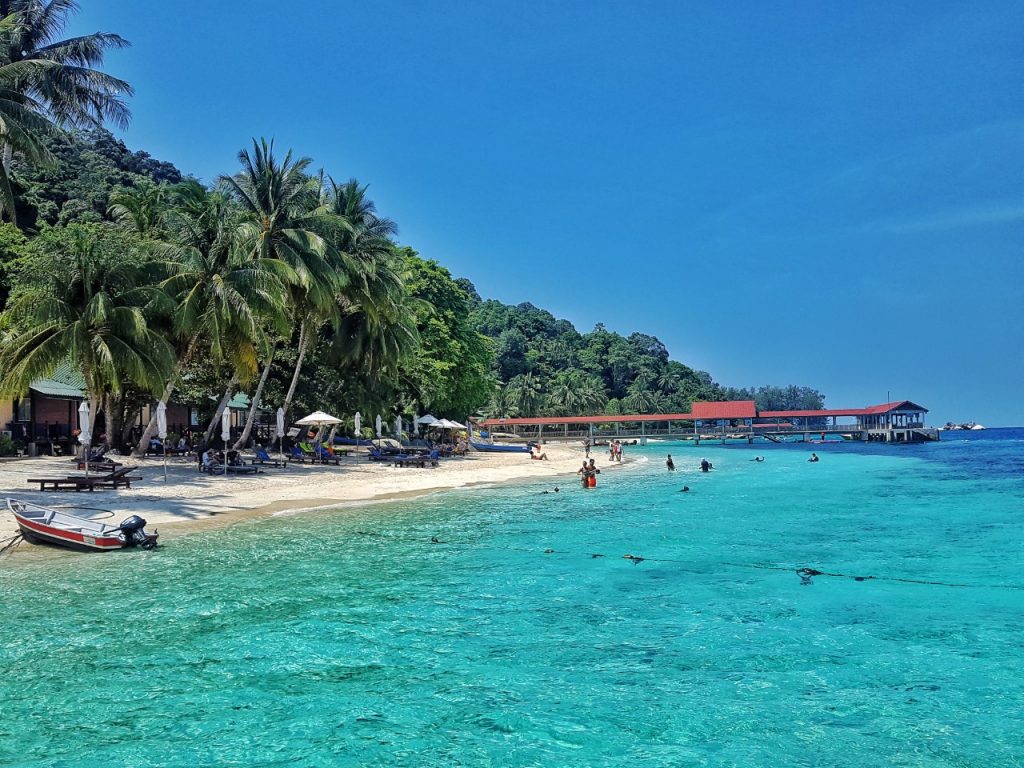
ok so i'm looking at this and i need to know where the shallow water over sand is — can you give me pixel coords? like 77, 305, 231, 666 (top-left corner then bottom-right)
2, 431, 1022, 766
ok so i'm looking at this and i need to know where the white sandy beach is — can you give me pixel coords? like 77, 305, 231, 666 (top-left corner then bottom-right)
0, 443, 628, 553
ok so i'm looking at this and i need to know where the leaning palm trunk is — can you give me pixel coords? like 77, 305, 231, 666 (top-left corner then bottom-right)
282, 322, 309, 417
132, 338, 200, 456
203, 374, 239, 446
233, 350, 275, 449
104, 393, 119, 452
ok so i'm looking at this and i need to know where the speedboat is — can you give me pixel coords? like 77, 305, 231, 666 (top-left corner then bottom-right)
470, 440, 532, 453
7, 498, 158, 552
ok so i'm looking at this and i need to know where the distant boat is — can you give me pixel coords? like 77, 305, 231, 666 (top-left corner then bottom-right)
8, 498, 158, 552
470, 440, 532, 454
968, 423, 986, 431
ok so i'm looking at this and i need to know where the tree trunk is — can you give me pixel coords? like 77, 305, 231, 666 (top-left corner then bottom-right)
132, 337, 200, 456
233, 349, 275, 449
132, 378, 177, 457
203, 373, 238, 447
282, 321, 308, 417
105, 393, 119, 453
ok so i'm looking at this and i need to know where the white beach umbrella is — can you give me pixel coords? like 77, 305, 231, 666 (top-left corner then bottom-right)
445, 419, 466, 430
417, 414, 438, 426
156, 401, 168, 481
78, 401, 91, 478
375, 415, 383, 438
295, 410, 342, 426
354, 412, 362, 437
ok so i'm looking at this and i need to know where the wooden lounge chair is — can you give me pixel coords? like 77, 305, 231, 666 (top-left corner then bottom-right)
27, 466, 141, 492
393, 449, 439, 469
75, 459, 123, 472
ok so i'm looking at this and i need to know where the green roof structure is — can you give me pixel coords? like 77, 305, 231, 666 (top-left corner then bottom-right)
29, 363, 85, 399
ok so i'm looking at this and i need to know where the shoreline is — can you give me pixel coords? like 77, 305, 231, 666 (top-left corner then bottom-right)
0, 443, 636, 559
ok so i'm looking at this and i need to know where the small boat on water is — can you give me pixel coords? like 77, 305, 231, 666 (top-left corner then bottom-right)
470, 440, 533, 454
7, 498, 158, 552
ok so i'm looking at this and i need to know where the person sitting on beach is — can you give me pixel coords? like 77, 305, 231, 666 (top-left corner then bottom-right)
808, 453, 819, 463
201, 448, 216, 470
531, 444, 548, 461
666, 454, 675, 471
149, 437, 163, 452
177, 436, 190, 452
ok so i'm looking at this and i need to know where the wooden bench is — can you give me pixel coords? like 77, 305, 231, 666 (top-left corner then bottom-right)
392, 456, 438, 469
27, 474, 142, 492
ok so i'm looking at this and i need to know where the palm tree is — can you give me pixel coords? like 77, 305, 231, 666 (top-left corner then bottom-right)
220, 139, 340, 428
0, 228, 172, 433
0, 0, 132, 218
329, 251, 420, 380
108, 183, 168, 238
508, 372, 542, 417
131, 183, 292, 455
484, 383, 516, 420
544, 371, 606, 416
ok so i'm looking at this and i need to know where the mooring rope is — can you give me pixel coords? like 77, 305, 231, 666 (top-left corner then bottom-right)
0, 534, 23, 556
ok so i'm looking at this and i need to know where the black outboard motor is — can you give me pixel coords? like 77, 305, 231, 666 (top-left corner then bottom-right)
118, 515, 158, 550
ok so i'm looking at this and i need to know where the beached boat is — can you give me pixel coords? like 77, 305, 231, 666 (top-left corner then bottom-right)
470, 440, 532, 454
7, 498, 158, 552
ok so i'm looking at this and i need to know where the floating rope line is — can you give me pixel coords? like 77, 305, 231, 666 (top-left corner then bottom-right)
350, 531, 1022, 591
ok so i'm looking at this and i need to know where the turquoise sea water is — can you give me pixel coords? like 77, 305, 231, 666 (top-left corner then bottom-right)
1, 430, 1022, 766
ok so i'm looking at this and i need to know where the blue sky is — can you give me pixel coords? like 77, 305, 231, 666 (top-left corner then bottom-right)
72, 1, 1023, 424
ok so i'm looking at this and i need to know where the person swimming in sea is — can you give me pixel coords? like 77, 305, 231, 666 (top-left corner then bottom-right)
808, 453, 819, 463
750, 456, 764, 462
666, 454, 675, 471
679, 486, 690, 492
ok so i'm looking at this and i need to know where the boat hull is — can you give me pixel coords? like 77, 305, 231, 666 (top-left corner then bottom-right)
15, 514, 125, 552
470, 441, 532, 453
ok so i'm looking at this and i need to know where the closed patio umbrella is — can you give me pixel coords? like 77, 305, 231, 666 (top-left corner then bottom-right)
395, 414, 403, 442
276, 407, 285, 460
221, 406, 231, 475
157, 401, 168, 481
354, 412, 362, 438
375, 415, 382, 438
78, 401, 91, 478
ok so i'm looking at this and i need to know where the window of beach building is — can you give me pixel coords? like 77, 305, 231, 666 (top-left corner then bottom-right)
15, 398, 30, 422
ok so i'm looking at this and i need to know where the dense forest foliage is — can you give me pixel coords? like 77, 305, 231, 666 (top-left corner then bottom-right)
0, 127, 825, 447
0, 1, 824, 456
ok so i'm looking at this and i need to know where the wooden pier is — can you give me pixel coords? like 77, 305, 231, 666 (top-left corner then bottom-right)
478, 400, 940, 445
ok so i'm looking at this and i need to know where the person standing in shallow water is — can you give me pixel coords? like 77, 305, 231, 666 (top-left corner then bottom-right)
666, 454, 675, 471
578, 460, 590, 488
